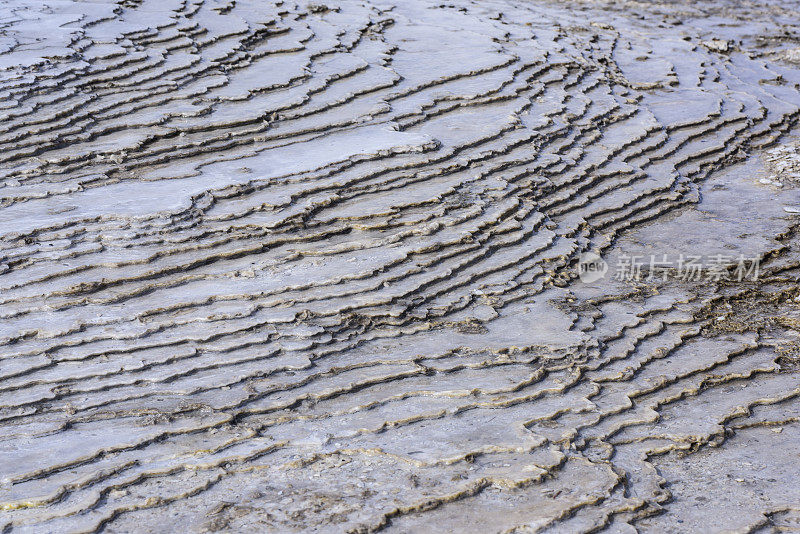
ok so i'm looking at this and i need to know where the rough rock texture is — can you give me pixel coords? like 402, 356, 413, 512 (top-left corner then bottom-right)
0, 0, 799, 532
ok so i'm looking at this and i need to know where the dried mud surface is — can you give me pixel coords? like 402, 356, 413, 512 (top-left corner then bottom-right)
1, 0, 800, 532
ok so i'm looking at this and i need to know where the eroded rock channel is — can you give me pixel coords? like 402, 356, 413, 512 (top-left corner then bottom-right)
1, 0, 800, 531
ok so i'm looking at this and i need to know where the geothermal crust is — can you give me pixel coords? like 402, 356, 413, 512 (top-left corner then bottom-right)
1, 0, 800, 531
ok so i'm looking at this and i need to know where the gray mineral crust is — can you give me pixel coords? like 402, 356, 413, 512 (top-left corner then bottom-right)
1, 0, 800, 532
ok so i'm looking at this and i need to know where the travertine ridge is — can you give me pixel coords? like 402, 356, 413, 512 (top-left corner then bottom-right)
1, 0, 800, 531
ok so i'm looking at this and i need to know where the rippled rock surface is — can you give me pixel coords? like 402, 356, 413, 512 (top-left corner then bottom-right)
1, 0, 800, 531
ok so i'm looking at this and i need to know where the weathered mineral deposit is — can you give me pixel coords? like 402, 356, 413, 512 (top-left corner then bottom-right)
1, 0, 799, 531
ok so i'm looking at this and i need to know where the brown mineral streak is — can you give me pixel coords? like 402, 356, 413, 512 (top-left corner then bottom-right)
0, 0, 799, 532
